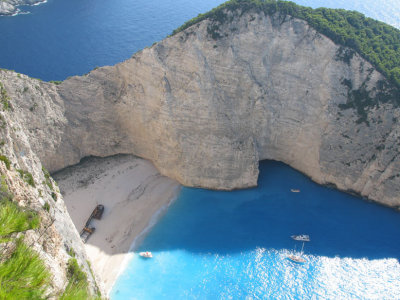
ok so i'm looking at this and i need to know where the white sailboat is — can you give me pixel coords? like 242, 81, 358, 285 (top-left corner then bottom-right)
288, 242, 306, 263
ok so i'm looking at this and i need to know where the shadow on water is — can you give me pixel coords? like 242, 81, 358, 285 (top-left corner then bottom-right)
137, 161, 400, 261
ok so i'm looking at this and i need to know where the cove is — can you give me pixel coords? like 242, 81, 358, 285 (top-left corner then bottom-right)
111, 161, 400, 299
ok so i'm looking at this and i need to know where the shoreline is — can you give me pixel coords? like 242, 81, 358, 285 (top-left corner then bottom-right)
53, 155, 181, 295
110, 193, 177, 296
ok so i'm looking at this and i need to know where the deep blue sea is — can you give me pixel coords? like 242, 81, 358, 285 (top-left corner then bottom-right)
111, 161, 400, 299
1, 0, 400, 299
0, 0, 226, 81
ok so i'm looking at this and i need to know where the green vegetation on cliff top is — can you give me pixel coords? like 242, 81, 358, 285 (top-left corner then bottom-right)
172, 0, 400, 88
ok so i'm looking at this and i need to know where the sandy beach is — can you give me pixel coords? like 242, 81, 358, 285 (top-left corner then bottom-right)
53, 155, 181, 295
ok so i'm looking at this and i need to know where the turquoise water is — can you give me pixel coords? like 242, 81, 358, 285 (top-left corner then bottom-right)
111, 161, 400, 299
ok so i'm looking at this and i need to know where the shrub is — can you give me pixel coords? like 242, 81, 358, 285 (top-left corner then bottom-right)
0, 240, 51, 299
0, 199, 40, 237
17, 169, 36, 187
0, 174, 51, 299
0, 82, 10, 111
0, 155, 10, 170
42, 167, 53, 191
43, 202, 50, 212
60, 258, 101, 299
60, 281, 91, 300
60, 258, 90, 299
51, 192, 57, 201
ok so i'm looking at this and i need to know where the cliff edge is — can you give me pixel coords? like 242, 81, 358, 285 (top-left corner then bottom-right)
1, 6, 399, 208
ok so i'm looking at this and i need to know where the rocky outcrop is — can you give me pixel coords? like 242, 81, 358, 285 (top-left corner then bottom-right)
0, 10, 399, 208
0, 0, 45, 15
0, 2, 17, 15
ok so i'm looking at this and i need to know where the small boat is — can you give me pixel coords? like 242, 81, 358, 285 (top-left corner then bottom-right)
287, 254, 306, 263
291, 189, 300, 193
287, 242, 307, 263
291, 234, 310, 242
139, 251, 153, 258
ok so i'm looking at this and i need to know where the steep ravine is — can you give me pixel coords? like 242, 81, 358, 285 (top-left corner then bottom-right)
0, 10, 399, 208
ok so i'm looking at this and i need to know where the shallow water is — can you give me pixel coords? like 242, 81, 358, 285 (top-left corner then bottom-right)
111, 161, 400, 299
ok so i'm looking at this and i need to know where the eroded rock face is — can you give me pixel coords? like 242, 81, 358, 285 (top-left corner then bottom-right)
0, 79, 101, 295
1, 10, 399, 207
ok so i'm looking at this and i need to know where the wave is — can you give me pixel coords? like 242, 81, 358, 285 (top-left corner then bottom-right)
32, 0, 47, 6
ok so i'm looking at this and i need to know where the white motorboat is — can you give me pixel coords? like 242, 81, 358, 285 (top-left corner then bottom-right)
139, 251, 153, 258
291, 234, 310, 242
291, 189, 300, 193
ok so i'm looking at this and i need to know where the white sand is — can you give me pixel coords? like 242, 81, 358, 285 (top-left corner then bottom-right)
53, 155, 180, 295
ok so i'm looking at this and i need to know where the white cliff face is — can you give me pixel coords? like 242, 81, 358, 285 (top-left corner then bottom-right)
1, 10, 399, 207
0, 73, 101, 296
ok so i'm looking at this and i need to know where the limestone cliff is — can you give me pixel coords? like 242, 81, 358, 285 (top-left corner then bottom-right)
0, 9, 399, 209
0, 80, 101, 296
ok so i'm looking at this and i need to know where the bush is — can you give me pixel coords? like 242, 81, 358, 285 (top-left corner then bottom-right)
17, 169, 36, 187
0, 240, 52, 299
42, 166, 53, 191
60, 258, 91, 299
0, 199, 40, 237
67, 258, 87, 284
60, 281, 91, 300
0, 82, 10, 111
0, 179, 48, 298
60, 258, 101, 299
43, 202, 50, 212
51, 192, 57, 201
0, 155, 10, 170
